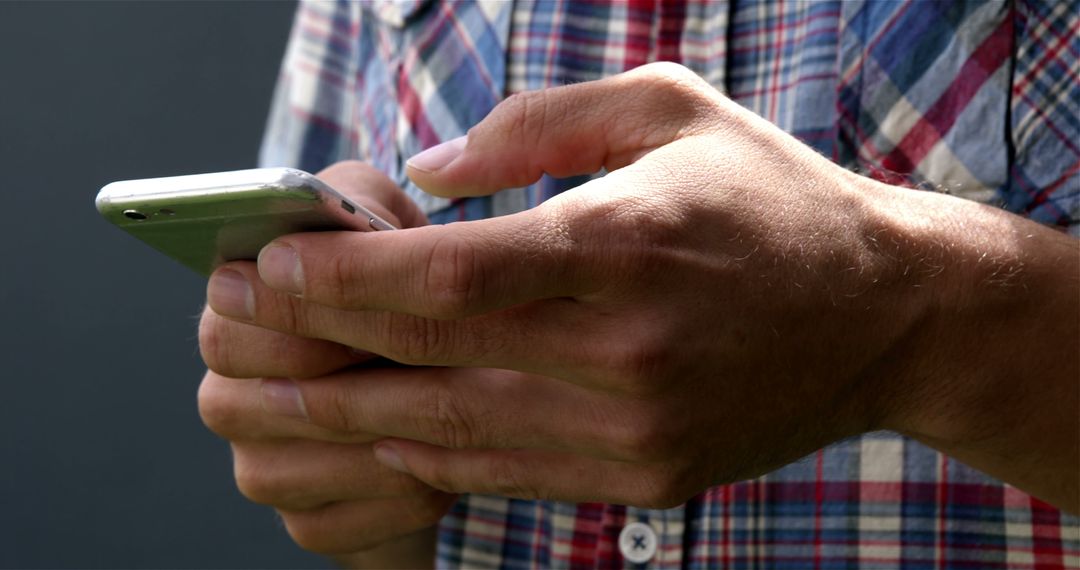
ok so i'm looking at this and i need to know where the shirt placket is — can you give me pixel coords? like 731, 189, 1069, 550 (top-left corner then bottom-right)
620, 505, 685, 570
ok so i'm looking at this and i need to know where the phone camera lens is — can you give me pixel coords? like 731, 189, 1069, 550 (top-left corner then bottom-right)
123, 209, 148, 221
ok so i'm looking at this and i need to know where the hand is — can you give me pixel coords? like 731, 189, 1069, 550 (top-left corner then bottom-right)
208, 64, 1079, 511
198, 162, 456, 565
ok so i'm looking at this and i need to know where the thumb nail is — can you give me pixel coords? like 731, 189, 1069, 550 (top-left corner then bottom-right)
407, 135, 467, 173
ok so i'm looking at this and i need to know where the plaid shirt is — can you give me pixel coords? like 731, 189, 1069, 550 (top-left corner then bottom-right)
261, 1, 1080, 568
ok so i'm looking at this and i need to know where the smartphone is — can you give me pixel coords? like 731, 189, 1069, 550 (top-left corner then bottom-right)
96, 167, 396, 276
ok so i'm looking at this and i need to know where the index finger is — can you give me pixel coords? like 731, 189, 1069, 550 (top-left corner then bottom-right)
314, 160, 429, 230
255, 202, 598, 319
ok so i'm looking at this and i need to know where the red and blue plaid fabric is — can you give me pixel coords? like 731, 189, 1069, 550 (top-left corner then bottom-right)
260, 1, 1080, 568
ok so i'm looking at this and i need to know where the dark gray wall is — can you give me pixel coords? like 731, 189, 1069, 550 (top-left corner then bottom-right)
0, 2, 330, 567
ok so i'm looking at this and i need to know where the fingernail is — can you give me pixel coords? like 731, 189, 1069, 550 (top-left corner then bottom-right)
258, 243, 303, 295
406, 135, 467, 173
207, 269, 254, 320
374, 443, 410, 473
260, 378, 309, 420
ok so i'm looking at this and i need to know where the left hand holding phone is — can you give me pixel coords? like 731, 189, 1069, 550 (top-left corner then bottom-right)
198, 161, 454, 567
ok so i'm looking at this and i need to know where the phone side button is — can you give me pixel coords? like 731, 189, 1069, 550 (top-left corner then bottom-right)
369, 217, 395, 231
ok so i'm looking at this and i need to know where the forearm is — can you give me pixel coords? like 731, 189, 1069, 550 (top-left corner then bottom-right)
874, 184, 1079, 513
332, 526, 438, 570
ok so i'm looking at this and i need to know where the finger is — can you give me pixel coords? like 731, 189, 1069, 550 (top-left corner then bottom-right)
232, 440, 431, 510
330, 528, 439, 570
405, 62, 720, 197
198, 370, 379, 444
211, 261, 605, 374
198, 305, 370, 379
258, 367, 671, 462
315, 160, 428, 229
254, 203, 598, 318
373, 440, 695, 510
277, 492, 456, 555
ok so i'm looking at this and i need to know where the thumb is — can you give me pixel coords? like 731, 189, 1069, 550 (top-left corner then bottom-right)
405, 62, 718, 197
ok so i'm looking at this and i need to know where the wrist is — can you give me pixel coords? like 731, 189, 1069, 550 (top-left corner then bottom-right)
860, 181, 1079, 509
861, 183, 1023, 439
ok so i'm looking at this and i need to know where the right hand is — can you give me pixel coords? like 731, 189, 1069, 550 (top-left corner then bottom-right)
197, 162, 455, 564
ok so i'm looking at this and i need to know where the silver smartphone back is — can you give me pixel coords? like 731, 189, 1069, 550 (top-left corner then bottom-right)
96, 168, 396, 276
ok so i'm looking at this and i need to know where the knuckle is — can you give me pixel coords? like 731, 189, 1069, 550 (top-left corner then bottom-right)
419, 468, 460, 495
610, 197, 684, 249
381, 313, 455, 365
490, 89, 604, 178
279, 510, 368, 555
413, 457, 467, 495
197, 313, 233, 375
401, 492, 452, 529
635, 465, 694, 510
264, 335, 320, 379
633, 62, 712, 103
279, 518, 327, 554
257, 333, 319, 379
415, 383, 479, 449
385, 471, 432, 496
197, 373, 241, 438
592, 332, 675, 396
279, 494, 444, 555
608, 408, 679, 462
311, 386, 364, 435
488, 459, 546, 501
422, 233, 481, 319
233, 450, 278, 505
199, 314, 337, 379
573, 196, 683, 276
622, 330, 677, 388
321, 246, 365, 309
634, 61, 703, 84
255, 291, 310, 337
628, 62, 722, 133
483, 90, 547, 149
274, 295, 306, 334
639, 480, 690, 510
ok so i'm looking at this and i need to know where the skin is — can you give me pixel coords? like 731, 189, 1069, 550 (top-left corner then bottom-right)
198, 63, 1079, 565
198, 163, 454, 566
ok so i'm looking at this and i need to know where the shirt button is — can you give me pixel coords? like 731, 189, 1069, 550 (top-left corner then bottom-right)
618, 521, 658, 564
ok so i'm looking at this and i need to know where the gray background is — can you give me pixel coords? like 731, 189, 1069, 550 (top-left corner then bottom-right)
0, 2, 332, 567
